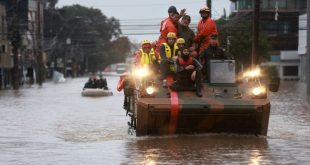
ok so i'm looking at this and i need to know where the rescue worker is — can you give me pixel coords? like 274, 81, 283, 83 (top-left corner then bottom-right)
151, 40, 160, 59
177, 15, 195, 48
134, 39, 159, 74
157, 6, 185, 51
83, 73, 97, 89
194, 5, 218, 55
117, 72, 135, 110
199, 35, 227, 82
175, 38, 186, 56
159, 32, 179, 80
200, 35, 226, 62
170, 46, 203, 97
96, 74, 109, 90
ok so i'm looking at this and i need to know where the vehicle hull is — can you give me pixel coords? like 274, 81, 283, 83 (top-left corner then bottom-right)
135, 86, 270, 136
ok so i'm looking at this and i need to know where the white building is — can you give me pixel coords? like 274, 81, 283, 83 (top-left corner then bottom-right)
279, 50, 300, 80
298, 13, 307, 82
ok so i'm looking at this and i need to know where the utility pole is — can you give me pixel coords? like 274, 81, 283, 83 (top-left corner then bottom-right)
37, 0, 44, 86
307, 0, 310, 95
252, 0, 260, 68
12, 0, 20, 90
207, 0, 212, 17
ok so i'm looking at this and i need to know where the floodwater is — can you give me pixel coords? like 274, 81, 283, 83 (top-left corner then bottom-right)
0, 77, 309, 164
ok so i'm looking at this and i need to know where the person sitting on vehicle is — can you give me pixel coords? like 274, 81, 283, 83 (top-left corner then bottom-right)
200, 35, 226, 62
199, 35, 227, 82
96, 74, 109, 90
170, 46, 203, 97
134, 39, 159, 74
83, 73, 97, 89
175, 38, 186, 56
159, 32, 179, 80
151, 40, 160, 59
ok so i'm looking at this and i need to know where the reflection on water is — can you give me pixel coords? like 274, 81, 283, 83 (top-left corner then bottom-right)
0, 79, 310, 164
124, 135, 269, 164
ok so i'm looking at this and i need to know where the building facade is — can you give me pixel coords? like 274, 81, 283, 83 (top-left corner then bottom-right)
0, 0, 44, 88
0, 3, 12, 89
298, 13, 307, 82
231, 0, 306, 53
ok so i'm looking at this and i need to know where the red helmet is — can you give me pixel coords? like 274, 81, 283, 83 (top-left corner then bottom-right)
199, 5, 210, 13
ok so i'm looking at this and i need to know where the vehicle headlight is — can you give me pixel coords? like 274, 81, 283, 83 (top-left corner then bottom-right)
243, 68, 261, 78
251, 86, 267, 98
134, 68, 149, 78
146, 86, 155, 95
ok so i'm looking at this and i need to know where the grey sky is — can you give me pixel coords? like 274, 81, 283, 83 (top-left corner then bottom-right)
56, 0, 231, 42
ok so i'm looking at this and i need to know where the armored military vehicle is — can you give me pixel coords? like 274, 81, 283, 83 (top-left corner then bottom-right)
122, 60, 279, 136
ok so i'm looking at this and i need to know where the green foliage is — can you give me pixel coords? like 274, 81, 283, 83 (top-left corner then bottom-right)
42, 0, 58, 9
216, 13, 271, 68
44, 4, 130, 72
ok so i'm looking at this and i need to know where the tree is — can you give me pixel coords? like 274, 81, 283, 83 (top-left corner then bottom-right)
42, 0, 58, 9
216, 13, 270, 69
108, 37, 131, 63
43, 4, 130, 73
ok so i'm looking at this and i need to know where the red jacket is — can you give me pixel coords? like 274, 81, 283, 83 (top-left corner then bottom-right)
194, 17, 218, 54
157, 17, 178, 50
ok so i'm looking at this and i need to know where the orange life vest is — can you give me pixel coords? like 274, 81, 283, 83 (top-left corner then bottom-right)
178, 57, 193, 67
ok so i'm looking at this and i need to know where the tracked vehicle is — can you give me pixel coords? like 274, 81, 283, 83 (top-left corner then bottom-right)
122, 60, 279, 136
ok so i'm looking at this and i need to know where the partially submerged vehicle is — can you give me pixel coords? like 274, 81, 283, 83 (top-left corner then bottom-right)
122, 60, 279, 136
82, 88, 113, 97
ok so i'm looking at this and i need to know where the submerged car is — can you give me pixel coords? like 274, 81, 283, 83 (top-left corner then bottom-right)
121, 60, 279, 136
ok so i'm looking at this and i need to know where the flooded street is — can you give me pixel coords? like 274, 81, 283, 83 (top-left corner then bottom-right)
1, 77, 310, 164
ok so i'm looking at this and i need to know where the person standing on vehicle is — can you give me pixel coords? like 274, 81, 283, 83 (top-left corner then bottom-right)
170, 46, 203, 97
157, 6, 185, 51
194, 5, 218, 55
96, 74, 109, 90
177, 15, 195, 48
159, 32, 179, 80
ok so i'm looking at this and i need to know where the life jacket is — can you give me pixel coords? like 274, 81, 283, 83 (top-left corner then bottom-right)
162, 43, 178, 59
178, 57, 193, 67
139, 48, 156, 66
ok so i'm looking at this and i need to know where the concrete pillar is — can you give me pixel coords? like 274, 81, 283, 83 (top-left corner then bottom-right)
307, 0, 310, 95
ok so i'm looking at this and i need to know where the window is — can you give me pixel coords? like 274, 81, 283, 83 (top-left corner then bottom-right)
278, 0, 287, 9
2, 45, 5, 53
1, 15, 4, 39
262, 0, 269, 9
283, 66, 298, 76
238, 0, 253, 10
268, 0, 276, 9
287, 0, 296, 9
284, 23, 289, 34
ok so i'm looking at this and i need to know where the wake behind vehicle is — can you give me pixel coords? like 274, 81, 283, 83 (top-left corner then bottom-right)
122, 60, 279, 136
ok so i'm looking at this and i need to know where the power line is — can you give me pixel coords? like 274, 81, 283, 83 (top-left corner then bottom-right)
84, 0, 205, 8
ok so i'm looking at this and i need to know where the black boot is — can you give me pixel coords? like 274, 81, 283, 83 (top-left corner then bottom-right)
195, 71, 203, 97
195, 85, 202, 97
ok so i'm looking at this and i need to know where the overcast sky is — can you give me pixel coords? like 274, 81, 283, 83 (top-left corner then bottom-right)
56, 0, 231, 43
